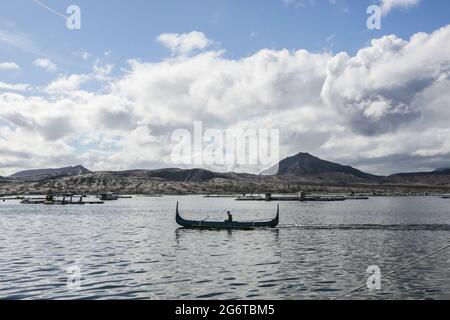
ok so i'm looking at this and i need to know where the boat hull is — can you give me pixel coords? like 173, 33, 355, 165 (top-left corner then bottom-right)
175, 203, 279, 229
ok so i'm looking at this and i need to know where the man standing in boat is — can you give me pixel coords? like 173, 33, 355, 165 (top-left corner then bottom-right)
227, 211, 233, 223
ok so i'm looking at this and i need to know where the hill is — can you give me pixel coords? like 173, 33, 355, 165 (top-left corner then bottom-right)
10, 165, 91, 179
263, 152, 377, 179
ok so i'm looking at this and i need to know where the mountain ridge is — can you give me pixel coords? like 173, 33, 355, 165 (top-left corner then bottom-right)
391, 169, 450, 177
3, 153, 450, 196
10, 165, 90, 179
8, 153, 450, 180
263, 152, 379, 179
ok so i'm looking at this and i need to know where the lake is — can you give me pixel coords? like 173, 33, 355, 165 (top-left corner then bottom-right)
0, 196, 449, 300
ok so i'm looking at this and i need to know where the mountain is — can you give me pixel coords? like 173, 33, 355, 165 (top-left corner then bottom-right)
434, 168, 450, 174
263, 152, 377, 179
387, 167, 450, 187
107, 168, 234, 183
1, 168, 257, 195
10, 165, 90, 179
3, 154, 450, 195
391, 168, 450, 177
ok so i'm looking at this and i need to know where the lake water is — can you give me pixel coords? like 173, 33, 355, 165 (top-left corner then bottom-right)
0, 196, 449, 300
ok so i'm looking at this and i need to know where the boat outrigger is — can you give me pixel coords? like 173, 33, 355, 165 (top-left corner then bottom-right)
175, 202, 279, 229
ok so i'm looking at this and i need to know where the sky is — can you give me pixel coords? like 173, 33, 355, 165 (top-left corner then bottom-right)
0, 0, 450, 176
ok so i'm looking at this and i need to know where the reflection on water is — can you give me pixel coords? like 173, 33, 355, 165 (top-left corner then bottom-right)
0, 196, 449, 299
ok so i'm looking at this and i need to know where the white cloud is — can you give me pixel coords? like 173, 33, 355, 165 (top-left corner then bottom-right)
157, 31, 213, 56
1, 26, 450, 176
282, 0, 315, 8
81, 51, 92, 61
380, 0, 420, 15
45, 74, 91, 94
0, 62, 20, 71
33, 58, 58, 72
0, 29, 36, 53
93, 63, 114, 81
321, 26, 450, 136
0, 82, 30, 91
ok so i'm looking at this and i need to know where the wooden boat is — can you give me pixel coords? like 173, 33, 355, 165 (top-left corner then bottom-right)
175, 202, 279, 229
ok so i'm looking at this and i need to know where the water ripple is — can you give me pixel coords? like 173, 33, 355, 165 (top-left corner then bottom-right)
1, 196, 449, 299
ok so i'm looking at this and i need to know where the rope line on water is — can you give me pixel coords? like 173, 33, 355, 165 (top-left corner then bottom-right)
332, 242, 450, 300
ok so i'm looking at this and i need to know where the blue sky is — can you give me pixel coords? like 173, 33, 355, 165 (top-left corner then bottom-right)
1, 0, 449, 85
0, 0, 450, 175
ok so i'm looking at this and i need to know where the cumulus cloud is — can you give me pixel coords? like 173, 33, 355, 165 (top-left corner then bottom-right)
1, 26, 450, 176
157, 31, 213, 56
0, 82, 30, 91
33, 58, 58, 72
380, 0, 420, 15
0, 62, 20, 71
321, 26, 450, 136
45, 74, 91, 94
